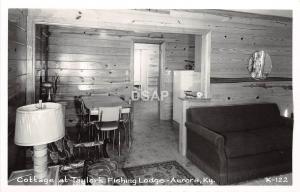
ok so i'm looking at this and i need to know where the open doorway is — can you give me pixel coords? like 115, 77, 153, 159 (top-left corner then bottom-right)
133, 43, 161, 115
134, 43, 160, 100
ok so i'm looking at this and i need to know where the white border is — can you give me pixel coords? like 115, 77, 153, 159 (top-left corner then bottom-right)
1, 0, 300, 192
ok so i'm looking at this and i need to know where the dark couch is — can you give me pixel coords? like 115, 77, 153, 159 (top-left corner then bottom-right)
185, 103, 293, 184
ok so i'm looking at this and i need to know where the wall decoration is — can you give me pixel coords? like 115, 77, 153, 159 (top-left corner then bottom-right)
247, 50, 272, 80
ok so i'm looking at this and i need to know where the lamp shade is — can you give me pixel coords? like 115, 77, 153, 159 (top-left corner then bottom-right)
15, 102, 65, 146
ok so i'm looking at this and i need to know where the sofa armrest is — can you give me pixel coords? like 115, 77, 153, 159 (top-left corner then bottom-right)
280, 117, 293, 128
185, 121, 227, 184
185, 121, 224, 148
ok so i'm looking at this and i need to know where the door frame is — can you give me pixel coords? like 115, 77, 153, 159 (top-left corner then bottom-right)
131, 41, 164, 118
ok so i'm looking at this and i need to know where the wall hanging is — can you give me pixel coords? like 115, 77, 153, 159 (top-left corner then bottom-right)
248, 50, 272, 80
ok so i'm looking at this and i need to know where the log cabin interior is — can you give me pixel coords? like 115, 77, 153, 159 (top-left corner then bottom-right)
7, 9, 293, 185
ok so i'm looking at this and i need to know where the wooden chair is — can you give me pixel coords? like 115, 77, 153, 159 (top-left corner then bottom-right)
95, 106, 122, 156
74, 96, 89, 143
120, 107, 131, 147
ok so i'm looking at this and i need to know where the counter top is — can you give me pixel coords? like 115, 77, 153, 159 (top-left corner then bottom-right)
178, 97, 211, 101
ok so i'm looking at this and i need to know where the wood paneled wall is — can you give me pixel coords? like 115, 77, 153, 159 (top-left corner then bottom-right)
29, 9, 292, 120
210, 30, 292, 78
8, 9, 28, 135
35, 24, 48, 101
210, 81, 292, 115
48, 26, 131, 127
47, 25, 194, 126
203, 10, 293, 116
133, 10, 293, 118
162, 36, 195, 120
8, 8, 28, 174
8, 17, 48, 131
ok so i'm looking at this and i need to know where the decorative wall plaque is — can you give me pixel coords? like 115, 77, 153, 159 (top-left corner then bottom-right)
248, 50, 272, 80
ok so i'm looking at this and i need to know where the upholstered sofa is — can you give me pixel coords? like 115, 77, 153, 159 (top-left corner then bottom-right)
185, 103, 293, 184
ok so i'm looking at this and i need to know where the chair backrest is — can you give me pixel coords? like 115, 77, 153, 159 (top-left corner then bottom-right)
91, 93, 109, 96
80, 100, 88, 115
187, 103, 281, 132
98, 106, 121, 122
74, 96, 88, 115
121, 107, 130, 114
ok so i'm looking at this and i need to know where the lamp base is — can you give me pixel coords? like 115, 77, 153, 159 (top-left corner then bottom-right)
33, 144, 48, 179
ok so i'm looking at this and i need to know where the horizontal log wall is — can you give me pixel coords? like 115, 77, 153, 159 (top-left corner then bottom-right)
48, 25, 194, 126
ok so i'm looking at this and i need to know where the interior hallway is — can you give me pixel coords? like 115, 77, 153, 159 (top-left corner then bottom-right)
122, 100, 292, 185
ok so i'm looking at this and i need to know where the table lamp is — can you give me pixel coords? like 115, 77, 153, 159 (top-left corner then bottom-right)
15, 102, 65, 179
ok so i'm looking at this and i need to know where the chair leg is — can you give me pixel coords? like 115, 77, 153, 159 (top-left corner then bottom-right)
97, 131, 101, 159
118, 128, 121, 156
113, 130, 115, 151
93, 126, 96, 141
124, 123, 128, 146
99, 140, 102, 160
88, 126, 91, 141
89, 125, 93, 142
128, 115, 131, 148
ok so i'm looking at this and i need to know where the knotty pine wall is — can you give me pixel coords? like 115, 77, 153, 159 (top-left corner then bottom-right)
8, 9, 28, 174
8, 9, 27, 135
8, 10, 48, 174
130, 9, 293, 118
134, 9, 292, 117
205, 10, 293, 116
35, 24, 48, 102
162, 36, 195, 119
47, 25, 194, 127
29, 9, 292, 120
48, 26, 131, 128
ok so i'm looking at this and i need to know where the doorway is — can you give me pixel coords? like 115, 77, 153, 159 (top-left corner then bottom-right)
133, 43, 160, 101
133, 43, 161, 115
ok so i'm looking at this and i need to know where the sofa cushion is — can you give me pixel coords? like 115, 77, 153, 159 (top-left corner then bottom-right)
187, 103, 281, 133
223, 126, 293, 158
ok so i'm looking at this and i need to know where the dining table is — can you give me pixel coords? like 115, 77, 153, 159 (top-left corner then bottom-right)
82, 95, 131, 115
81, 95, 132, 158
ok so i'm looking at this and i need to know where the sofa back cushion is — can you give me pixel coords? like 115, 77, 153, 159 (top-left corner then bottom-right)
186, 103, 281, 132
